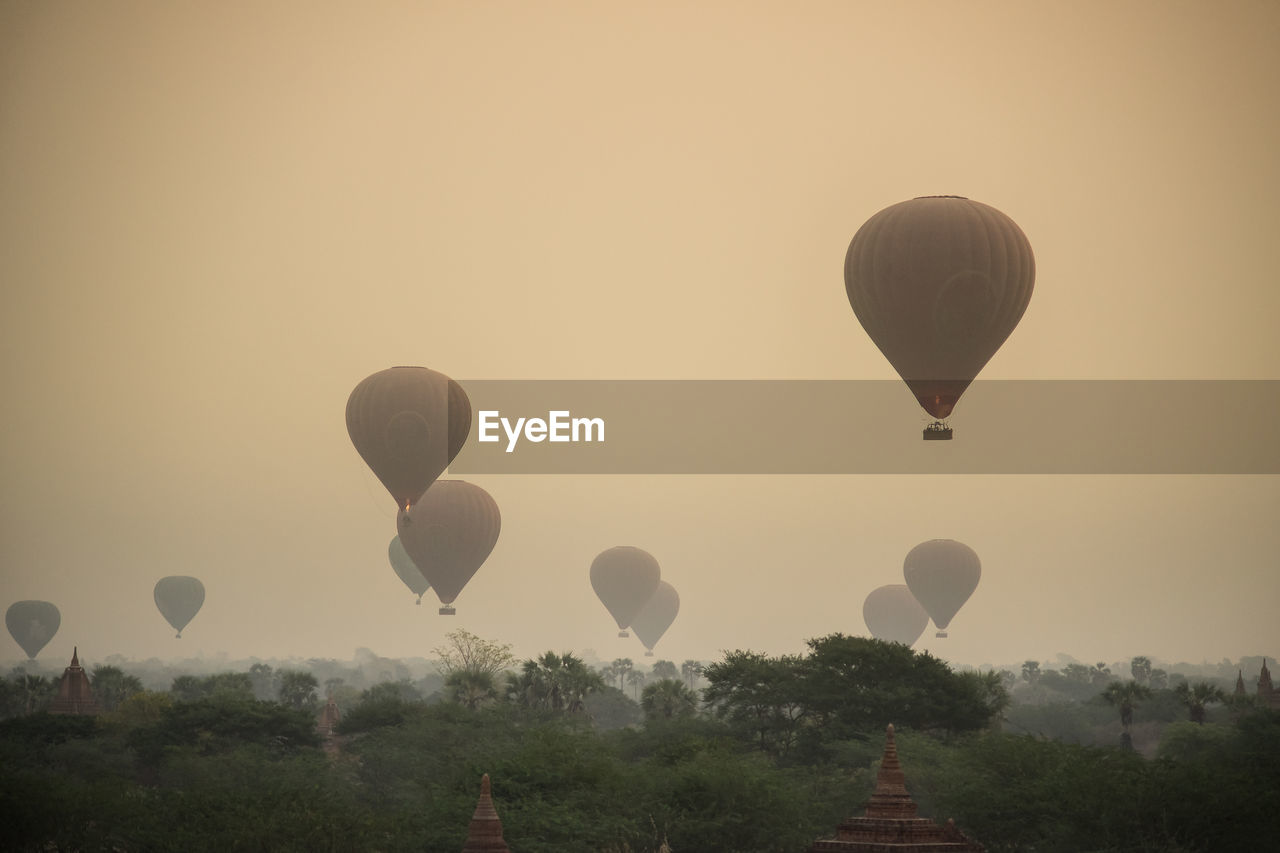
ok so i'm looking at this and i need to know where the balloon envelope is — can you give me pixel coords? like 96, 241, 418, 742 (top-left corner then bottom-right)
862, 584, 929, 646
154, 576, 205, 638
389, 536, 431, 603
5, 600, 60, 659
631, 581, 679, 652
590, 546, 661, 636
903, 539, 981, 636
346, 366, 472, 510
844, 196, 1034, 419
396, 479, 500, 612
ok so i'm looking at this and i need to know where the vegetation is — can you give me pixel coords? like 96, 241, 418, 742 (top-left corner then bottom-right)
0, 643, 1274, 852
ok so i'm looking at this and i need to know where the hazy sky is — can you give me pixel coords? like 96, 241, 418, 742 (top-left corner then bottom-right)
3, 2, 1277, 673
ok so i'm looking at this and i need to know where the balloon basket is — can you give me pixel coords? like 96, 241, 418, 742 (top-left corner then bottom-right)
935, 630, 948, 638
923, 422, 953, 440
644, 651, 654, 657
439, 606, 456, 615
618, 630, 629, 638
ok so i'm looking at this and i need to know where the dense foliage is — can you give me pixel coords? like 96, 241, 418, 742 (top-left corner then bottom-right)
0, 641, 1275, 852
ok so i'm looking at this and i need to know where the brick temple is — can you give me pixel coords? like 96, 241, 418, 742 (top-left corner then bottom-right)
809, 724, 982, 852
1234, 659, 1280, 710
461, 773, 511, 853
49, 647, 100, 716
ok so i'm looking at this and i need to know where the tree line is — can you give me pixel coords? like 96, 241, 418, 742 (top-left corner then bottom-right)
1, 635, 1275, 851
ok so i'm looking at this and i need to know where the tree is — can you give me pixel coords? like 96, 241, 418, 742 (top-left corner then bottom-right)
627, 668, 647, 700
277, 670, 319, 713
1101, 680, 1153, 748
509, 652, 604, 714
1021, 660, 1041, 686
611, 658, 634, 692
651, 659, 679, 681
1130, 655, 1152, 686
1089, 662, 1113, 687
446, 669, 498, 710
434, 629, 515, 679
702, 650, 808, 758
248, 662, 277, 700
640, 678, 698, 721
170, 672, 253, 703
10, 670, 54, 715
89, 665, 143, 713
1174, 681, 1226, 724
1149, 668, 1169, 690
681, 659, 703, 691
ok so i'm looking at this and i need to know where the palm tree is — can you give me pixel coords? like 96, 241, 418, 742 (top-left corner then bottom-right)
1129, 656, 1152, 686
650, 659, 679, 681
681, 659, 703, 691
611, 658, 633, 692
511, 652, 604, 714
1101, 680, 1152, 740
627, 669, 647, 700
1174, 681, 1226, 724
641, 678, 698, 720
447, 669, 498, 709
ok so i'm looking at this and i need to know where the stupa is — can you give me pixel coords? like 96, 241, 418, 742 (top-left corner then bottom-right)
317, 696, 341, 736
809, 724, 982, 852
461, 773, 511, 853
49, 647, 100, 716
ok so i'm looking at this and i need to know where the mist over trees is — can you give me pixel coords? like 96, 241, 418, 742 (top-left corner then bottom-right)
1, 639, 1275, 852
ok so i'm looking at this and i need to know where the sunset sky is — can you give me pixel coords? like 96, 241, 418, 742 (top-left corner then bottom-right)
2, 2, 1277, 674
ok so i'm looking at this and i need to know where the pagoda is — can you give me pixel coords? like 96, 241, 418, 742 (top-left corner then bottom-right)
318, 696, 342, 736
49, 647, 100, 716
809, 724, 982, 852
461, 773, 511, 853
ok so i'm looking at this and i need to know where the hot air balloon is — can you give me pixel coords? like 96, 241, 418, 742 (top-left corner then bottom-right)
844, 196, 1035, 439
396, 480, 500, 615
631, 581, 679, 656
5, 600, 60, 660
862, 584, 929, 646
389, 535, 431, 604
903, 539, 981, 638
590, 546, 661, 638
347, 366, 472, 510
154, 576, 205, 638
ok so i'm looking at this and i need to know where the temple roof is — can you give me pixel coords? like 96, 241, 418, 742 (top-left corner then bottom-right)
461, 774, 511, 853
50, 646, 100, 716
809, 724, 983, 852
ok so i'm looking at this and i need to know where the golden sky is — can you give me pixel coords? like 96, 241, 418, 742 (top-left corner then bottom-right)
2, 2, 1277, 671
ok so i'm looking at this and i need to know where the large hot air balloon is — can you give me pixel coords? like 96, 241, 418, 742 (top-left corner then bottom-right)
154, 576, 205, 638
590, 547, 661, 638
903, 540, 981, 638
389, 535, 431, 604
844, 196, 1035, 439
630, 581, 679, 656
396, 480, 500, 615
5, 600, 60, 660
862, 584, 929, 646
347, 367, 472, 510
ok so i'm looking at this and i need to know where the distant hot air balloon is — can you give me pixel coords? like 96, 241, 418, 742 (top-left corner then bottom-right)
154, 576, 205, 638
844, 196, 1035, 439
862, 584, 929, 646
396, 480, 500, 615
590, 546, 661, 638
5, 600, 60, 660
347, 367, 472, 510
631, 581, 679, 656
389, 535, 431, 604
903, 539, 981, 638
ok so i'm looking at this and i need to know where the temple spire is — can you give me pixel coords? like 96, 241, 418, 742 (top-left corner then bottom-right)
865, 723, 918, 819
461, 774, 510, 853
70, 646, 80, 668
